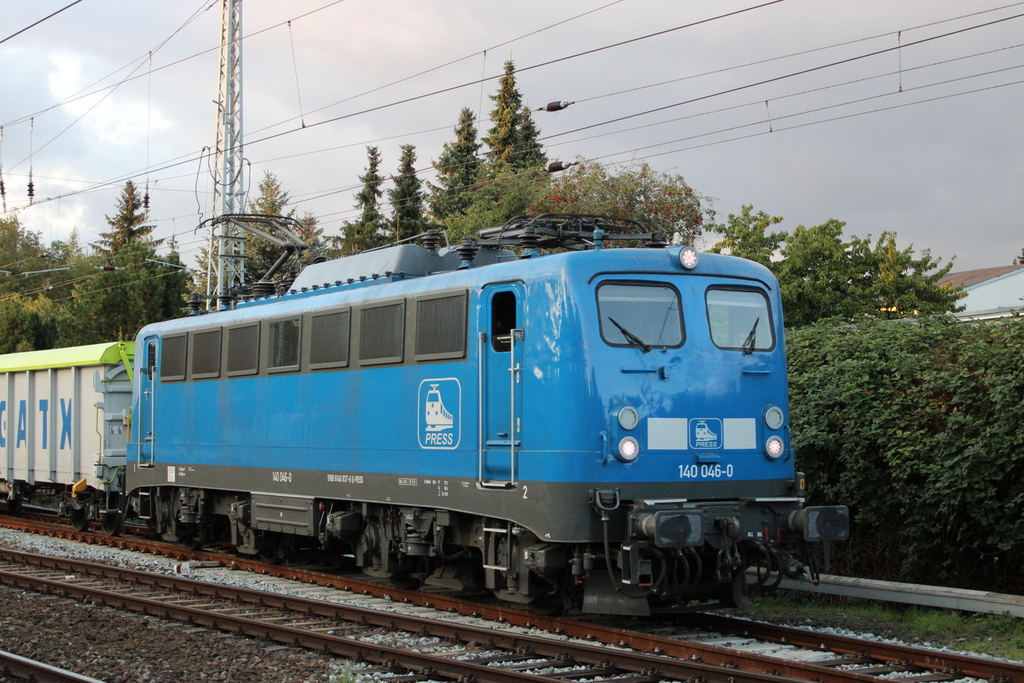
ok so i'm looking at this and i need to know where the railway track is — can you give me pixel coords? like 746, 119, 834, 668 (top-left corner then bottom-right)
2, 514, 1022, 682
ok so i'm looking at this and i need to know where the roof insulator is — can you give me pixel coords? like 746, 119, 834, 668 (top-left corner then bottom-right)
422, 229, 440, 253
646, 233, 668, 249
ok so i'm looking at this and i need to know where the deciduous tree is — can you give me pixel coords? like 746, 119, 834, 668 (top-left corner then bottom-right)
707, 206, 963, 326
532, 161, 710, 244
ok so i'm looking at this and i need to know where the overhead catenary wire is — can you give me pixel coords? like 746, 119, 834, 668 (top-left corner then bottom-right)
2, 0, 788, 213
287, 21, 306, 128
541, 10, 1024, 142
4, 1, 1019, 255
0, 0, 86, 46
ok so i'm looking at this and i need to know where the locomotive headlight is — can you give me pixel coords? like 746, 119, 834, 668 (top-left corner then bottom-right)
764, 406, 784, 430
617, 436, 640, 463
678, 245, 699, 270
765, 435, 785, 459
617, 406, 639, 430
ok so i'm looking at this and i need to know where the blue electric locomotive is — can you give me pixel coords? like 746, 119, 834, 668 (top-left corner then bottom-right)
126, 215, 848, 614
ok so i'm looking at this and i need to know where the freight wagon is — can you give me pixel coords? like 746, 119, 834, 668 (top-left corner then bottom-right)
0, 342, 133, 533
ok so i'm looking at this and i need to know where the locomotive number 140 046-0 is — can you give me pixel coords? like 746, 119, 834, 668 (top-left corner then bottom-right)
679, 463, 734, 479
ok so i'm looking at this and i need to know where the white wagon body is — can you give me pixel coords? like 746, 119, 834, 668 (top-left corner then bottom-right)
0, 342, 133, 499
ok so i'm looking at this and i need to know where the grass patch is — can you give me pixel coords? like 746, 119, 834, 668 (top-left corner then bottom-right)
737, 592, 1024, 661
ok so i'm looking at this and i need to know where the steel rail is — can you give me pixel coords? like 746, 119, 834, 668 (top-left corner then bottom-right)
680, 613, 1024, 682
0, 649, 107, 683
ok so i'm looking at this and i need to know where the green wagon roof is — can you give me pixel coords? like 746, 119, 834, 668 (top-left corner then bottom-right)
0, 342, 134, 373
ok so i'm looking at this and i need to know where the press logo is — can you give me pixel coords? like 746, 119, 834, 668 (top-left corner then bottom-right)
418, 378, 461, 449
690, 418, 722, 450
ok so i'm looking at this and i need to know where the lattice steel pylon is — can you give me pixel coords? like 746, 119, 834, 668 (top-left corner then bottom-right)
210, 0, 244, 309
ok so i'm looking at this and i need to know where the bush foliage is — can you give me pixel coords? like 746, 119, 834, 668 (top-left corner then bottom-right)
788, 316, 1024, 591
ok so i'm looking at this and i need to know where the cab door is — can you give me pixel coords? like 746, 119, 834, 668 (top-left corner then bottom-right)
478, 283, 525, 487
137, 336, 157, 467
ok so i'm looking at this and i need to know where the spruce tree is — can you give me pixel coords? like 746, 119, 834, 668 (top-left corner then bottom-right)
61, 239, 190, 345
482, 61, 546, 170
93, 180, 154, 256
428, 107, 481, 226
388, 144, 427, 243
515, 104, 546, 169
244, 171, 294, 283
342, 146, 386, 255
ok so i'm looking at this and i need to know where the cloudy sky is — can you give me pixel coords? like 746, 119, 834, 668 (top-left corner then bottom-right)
2, 0, 1021, 273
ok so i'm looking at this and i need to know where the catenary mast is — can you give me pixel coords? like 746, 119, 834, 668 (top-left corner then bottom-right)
209, 0, 244, 309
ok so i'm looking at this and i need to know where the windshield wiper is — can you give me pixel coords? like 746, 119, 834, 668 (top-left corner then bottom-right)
608, 317, 651, 353
742, 317, 760, 355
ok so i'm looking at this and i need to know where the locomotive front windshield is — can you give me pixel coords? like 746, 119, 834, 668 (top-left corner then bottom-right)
705, 287, 774, 352
597, 282, 684, 349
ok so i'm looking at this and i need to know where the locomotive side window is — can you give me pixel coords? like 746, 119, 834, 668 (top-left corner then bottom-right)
491, 291, 517, 352
191, 329, 222, 379
226, 323, 260, 376
597, 282, 684, 350
160, 334, 187, 381
309, 310, 350, 369
267, 317, 301, 372
359, 301, 405, 365
705, 287, 774, 352
414, 291, 468, 361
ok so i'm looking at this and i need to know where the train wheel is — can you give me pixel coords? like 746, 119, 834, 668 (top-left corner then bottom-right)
389, 571, 425, 590
101, 512, 124, 537
721, 570, 751, 610
526, 595, 565, 616
69, 508, 91, 532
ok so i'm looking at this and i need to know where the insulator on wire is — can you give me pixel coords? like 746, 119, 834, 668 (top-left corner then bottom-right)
547, 160, 577, 173
543, 100, 573, 112
27, 178, 34, 201
143, 192, 150, 209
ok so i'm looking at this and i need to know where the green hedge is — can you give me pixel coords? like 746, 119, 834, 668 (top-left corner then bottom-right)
787, 316, 1024, 591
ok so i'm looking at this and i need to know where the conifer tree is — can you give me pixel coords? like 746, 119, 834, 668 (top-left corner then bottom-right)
428, 107, 482, 226
515, 104, 546, 169
244, 171, 294, 284
61, 240, 190, 345
388, 144, 427, 243
342, 146, 386, 255
482, 61, 546, 170
93, 180, 154, 256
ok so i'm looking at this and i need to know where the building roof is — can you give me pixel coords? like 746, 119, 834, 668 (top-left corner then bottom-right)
938, 264, 1024, 290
